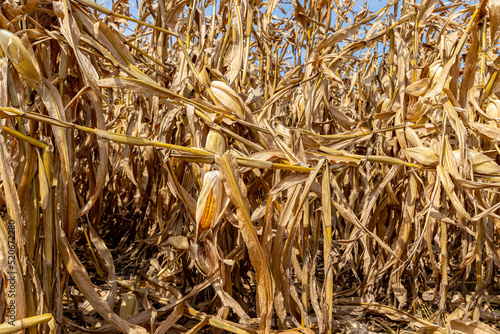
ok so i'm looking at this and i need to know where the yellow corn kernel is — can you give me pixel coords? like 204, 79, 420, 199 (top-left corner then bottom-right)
195, 171, 223, 240
199, 189, 216, 229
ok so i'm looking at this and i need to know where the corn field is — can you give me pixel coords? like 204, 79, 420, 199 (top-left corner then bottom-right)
0, 0, 500, 333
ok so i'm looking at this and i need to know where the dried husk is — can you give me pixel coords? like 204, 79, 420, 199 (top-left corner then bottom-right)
405, 147, 439, 167
205, 129, 226, 154
0, 29, 41, 88
210, 81, 246, 119
406, 78, 430, 97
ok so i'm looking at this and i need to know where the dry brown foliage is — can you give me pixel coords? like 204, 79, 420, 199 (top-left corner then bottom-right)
0, 0, 500, 333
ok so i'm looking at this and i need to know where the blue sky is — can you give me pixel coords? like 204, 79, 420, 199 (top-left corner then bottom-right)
97, 0, 391, 72
101, 0, 388, 34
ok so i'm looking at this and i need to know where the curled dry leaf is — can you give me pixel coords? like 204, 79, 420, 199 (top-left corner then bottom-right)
216, 153, 273, 332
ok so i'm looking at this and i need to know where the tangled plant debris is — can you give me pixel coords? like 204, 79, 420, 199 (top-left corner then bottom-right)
0, 0, 500, 333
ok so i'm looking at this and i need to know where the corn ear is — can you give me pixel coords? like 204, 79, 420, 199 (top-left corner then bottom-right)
473, 161, 500, 175
199, 66, 210, 87
404, 147, 439, 167
210, 81, 246, 119
405, 126, 425, 148
486, 97, 500, 126
407, 100, 431, 122
0, 29, 41, 88
167, 235, 190, 250
119, 292, 138, 319
205, 130, 226, 154
429, 60, 443, 86
196, 171, 223, 239
376, 96, 391, 113
406, 78, 430, 97
453, 150, 500, 175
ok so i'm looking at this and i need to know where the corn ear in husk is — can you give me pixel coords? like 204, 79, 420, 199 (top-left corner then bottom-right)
195, 171, 223, 240
190, 239, 219, 276
210, 81, 246, 119
429, 60, 443, 86
167, 235, 190, 250
205, 130, 226, 154
405, 147, 439, 167
119, 292, 138, 319
0, 29, 41, 88
486, 97, 500, 126
453, 150, 500, 175
406, 78, 430, 97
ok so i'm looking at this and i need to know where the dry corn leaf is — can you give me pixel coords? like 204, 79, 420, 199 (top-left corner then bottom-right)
336, 298, 440, 329
167, 235, 190, 250
88, 224, 117, 307
453, 149, 500, 175
39, 77, 79, 242
470, 121, 500, 140
0, 127, 26, 323
216, 153, 273, 332
225, 6, 243, 84
437, 164, 471, 220
449, 319, 500, 334
269, 173, 309, 196
153, 303, 184, 334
